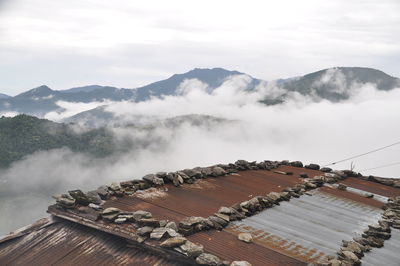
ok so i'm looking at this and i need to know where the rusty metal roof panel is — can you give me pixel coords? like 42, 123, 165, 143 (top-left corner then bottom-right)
101, 167, 321, 223
320, 186, 385, 208
9, 163, 399, 266
187, 229, 306, 266
38, 165, 323, 265
0, 218, 183, 266
40, 165, 325, 265
341, 177, 400, 197
198, 188, 384, 265
103, 193, 188, 222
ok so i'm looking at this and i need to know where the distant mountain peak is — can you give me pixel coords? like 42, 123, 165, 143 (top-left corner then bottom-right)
0, 93, 10, 99
133, 67, 259, 101
33, 85, 52, 92
280, 66, 400, 102
187, 67, 242, 73
61, 85, 118, 94
16, 85, 54, 98
308, 66, 397, 78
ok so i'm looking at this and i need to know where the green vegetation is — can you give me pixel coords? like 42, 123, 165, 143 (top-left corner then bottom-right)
0, 114, 115, 168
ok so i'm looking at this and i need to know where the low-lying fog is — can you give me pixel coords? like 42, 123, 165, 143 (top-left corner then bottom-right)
1, 74, 399, 235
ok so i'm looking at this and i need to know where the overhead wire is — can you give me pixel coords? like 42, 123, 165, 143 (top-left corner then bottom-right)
322, 140, 400, 167
359, 161, 400, 172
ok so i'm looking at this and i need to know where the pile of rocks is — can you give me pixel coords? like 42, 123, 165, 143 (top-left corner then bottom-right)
141, 160, 283, 189
326, 196, 400, 266
175, 172, 350, 237
51, 159, 354, 232
384, 197, 400, 229
65, 202, 248, 266
53, 189, 102, 210
160, 235, 252, 266
361, 176, 400, 188
98, 208, 234, 265
52, 159, 287, 212
159, 236, 225, 265
52, 159, 343, 212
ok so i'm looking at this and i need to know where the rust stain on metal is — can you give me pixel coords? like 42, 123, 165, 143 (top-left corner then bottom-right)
225, 225, 327, 264
9, 166, 400, 265
47, 205, 140, 239
99, 166, 321, 224
102, 195, 187, 222
8, 165, 400, 265
320, 186, 385, 208
41, 166, 323, 264
215, 188, 383, 265
0, 218, 183, 266
187, 230, 306, 266
341, 177, 400, 197
0, 217, 54, 244
45, 165, 322, 265
147, 167, 316, 215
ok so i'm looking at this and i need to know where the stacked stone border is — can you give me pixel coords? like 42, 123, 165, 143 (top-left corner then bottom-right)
355, 175, 400, 189
50, 159, 396, 266
322, 196, 400, 266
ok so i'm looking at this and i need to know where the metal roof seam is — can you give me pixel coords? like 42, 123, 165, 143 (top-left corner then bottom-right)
328, 196, 400, 265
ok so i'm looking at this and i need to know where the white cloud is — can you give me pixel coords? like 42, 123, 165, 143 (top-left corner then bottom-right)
0, 0, 399, 94
32, 94, 54, 101
176, 79, 209, 95
1, 76, 400, 235
44, 100, 111, 121
0, 111, 19, 117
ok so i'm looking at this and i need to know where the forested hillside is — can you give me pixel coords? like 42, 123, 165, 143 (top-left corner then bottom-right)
0, 115, 114, 167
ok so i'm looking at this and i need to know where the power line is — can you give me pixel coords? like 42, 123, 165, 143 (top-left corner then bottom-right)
323, 140, 400, 167
360, 161, 400, 172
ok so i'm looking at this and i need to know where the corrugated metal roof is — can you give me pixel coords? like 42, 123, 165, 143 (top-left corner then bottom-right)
325, 184, 389, 203
3, 162, 400, 266
102, 166, 320, 221
319, 186, 385, 208
47, 166, 322, 244
187, 230, 306, 266
223, 189, 383, 264
361, 228, 400, 266
341, 177, 400, 197
0, 217, 184, 266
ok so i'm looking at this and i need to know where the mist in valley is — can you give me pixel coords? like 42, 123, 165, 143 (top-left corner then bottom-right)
1, 72, 400, 235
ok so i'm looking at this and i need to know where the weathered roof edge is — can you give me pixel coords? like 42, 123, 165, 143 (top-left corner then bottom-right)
0, 216, 56, 244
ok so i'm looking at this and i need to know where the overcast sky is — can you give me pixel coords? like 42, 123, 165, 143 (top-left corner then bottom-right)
0, 0, 399, 95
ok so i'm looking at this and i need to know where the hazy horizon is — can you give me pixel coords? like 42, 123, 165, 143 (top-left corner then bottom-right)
1, 0, 399, 95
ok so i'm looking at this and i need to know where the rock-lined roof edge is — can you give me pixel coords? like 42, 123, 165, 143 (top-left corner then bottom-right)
2, 159, 399, 266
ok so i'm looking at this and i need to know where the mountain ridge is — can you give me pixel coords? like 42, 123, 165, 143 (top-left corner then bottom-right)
1, 67, 399, 117
0, 93, 11, 99
281, 67, 400, 101
0, 67, 253, 116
